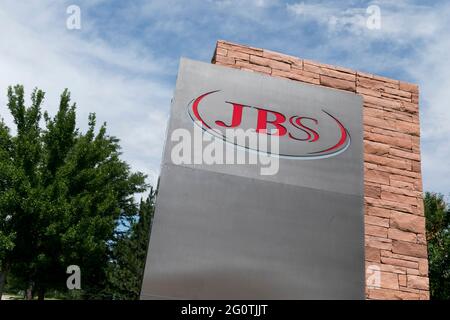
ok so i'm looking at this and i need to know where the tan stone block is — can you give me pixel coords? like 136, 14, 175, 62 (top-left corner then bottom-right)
390, 212, 425, 233
320, 75, 355, 91
366, 154, 411, 171
387, 228, 417, 243
407, 275, 429, 290
392, 240, 428, 258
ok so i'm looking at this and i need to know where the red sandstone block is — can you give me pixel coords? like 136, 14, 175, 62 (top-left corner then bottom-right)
365, 197, 416, 215
381, 256, 418, 269
365, 169, 390, 185
357, 86, 382, 97
392, 240, 427, 258
216, 47, 228, 56
419, 291, 430, 300
366, 154, 411, 171
390, 212, 425, 234
357, 70, 374, 79
367, 206, 391, 218
368, 288, 419, 300
235, 61, 271, 74
407, 268, 420, 275
303, 62, 322, 74
365, 185, 381, 199
319, 75, 355, 91
382, 92, 412, 103
399, 275, 407, 286
390, 179, 414, 190
321, 68, 356, 81
365, 215, 390, 228
387, 228, 417, 243
262, 49, 301, 65
364, 131, 412, 150
365, 246, 381, 262
217, 40, 263, 56
291, 66, 319, 79
366, 225, 388, 238
381, 191, 418, 206
228, 50, 250, 60
250, 55, 291, 71
399, 81, 419, 94
363, 95, 402, 111
400, 101, 419, 115
378, 167, 421, 184
271, 69, 319, 84
365, 235, 393, 250
364, 116, 400, 132
379, 271, 399, 290
418, 259, 428, 276
215, 55, 235, 65
407, 275, 429, 290
381, 185, 421, 198
412, 160, 421, 173
380, 250, 421, 262
389, 148, 420, 162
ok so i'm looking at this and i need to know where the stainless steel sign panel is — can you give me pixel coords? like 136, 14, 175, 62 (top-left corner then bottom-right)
141, 58, 364, 299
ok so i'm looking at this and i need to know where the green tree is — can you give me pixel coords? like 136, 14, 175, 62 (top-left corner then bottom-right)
106, 190, 155, 299
424, 192, 450, 300
0, 85, 148, 299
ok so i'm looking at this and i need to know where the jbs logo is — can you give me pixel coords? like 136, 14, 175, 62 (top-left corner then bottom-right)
187, 90, 351, 159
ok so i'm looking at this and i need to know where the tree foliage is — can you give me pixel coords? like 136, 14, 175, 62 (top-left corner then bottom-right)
424, 192, 450, 300
0, 85, 150, 299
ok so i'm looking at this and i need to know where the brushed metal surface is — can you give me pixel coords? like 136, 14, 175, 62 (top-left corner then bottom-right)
141, 58, 364, 299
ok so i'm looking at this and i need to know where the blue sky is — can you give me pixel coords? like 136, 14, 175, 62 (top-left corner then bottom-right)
1, 0, 449, 197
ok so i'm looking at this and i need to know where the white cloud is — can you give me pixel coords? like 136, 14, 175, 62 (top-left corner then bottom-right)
287, 0, 450, 196
0, 1, 173, 189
